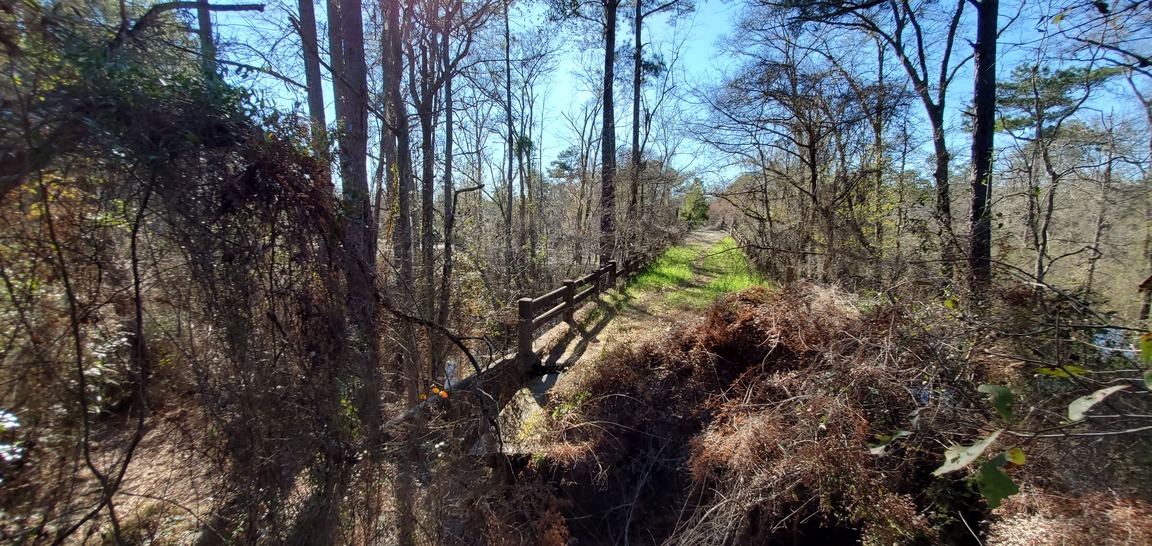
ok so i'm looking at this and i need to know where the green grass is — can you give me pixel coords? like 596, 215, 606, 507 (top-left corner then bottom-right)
701, 237, 765, 296
628, 237, 767, 309
629, 245, 696, 291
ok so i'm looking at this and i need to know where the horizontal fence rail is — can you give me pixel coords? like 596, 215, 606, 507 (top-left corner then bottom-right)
516, 254, 654, 366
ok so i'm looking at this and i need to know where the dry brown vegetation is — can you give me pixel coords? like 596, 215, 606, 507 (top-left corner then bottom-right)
505, 282, 1152, 545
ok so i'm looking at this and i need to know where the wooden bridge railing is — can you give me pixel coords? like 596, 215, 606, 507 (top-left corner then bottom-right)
516, 254, 653, 366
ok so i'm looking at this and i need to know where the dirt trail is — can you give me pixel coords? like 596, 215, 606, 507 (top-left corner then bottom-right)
500, 228, 755, 448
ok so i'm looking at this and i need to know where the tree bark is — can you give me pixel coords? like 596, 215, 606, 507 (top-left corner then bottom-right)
872, 41, 884, 264
437, 27, 456, 377
196, 0, 216, 78
928, 107, 957, 270
416, 43, 438, 328
386, 0, 417, 378
296, 0, 326, 149
504, 0, 516, 285
600, 0, 619, 265
1143, 173, 1152, 321
383, 0, 420, 541
968, 0, 997, 291
288, 0, 377, 541
628, 0, 642, 224
331, 0, 380, 438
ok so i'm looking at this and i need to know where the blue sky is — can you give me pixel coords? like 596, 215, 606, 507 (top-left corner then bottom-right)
211, 0, 744, 186
208, 0, 1146, 193
529, 0, 743, 184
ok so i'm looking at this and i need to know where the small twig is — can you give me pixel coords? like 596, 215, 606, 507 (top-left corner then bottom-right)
1003, 424, 1152, 438
380, 303, 501, 436
958, 509, 984, 546
118, 491, 224, 541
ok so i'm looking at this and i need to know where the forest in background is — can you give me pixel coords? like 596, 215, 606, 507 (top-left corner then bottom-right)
707, 0, 1152, 320
1, 0, 1152, 543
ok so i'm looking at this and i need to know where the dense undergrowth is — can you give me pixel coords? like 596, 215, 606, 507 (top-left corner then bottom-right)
512, 282, 1152, 545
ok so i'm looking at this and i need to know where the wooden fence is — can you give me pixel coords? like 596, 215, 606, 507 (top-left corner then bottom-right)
516, 254, 653, 366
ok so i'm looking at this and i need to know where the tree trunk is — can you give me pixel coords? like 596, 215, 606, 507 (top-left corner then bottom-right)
437, 28, 456, 378
1131, 81, 1152, 320
384, 0, 420, 541
873, 42, 885, 266
628, 0, 642, 227
519, 138, 540, 281
929, 108, 956, 274
503, 0, 516, 286
384, 0, 419, 397
292, 0, 378, 541
517, 137, 527, 259
196, 0, 216, 78
1143, 172, 1152, 320
1035, 142, 1061, 284
600, 0, 619, 265
331, 0, 380, 439
968, 0, 997, 291
417, 43, 437, 323
297, 0, 326, 148
415, 42, 441, 384
1085, 143, 1112, 293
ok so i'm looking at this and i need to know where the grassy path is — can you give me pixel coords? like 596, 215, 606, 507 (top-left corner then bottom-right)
502, 230, 766, 446
627, 229, 765, 313
542, 228, 766, 367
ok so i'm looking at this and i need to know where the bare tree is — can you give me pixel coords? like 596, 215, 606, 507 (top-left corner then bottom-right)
550, 0, 624, 263
627, 0, 692, 224
700, 21, 892, 283
772, 0, 971, 275
292, 0, 328, 148
998, 62, 1115, 283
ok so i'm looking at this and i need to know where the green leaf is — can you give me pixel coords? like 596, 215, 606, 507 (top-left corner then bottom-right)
1144, 369, 1152, 392
1036, 366, 1088, 378
975, 460, 1020, 508
933, 430, 1002, 476
1140, 331, 1152, 364
943, 296, 959, 309
978, 384, 1014, 422
867, 430, 912, 456
1068, 385, 1128, 422
1006, 447, 1026, 466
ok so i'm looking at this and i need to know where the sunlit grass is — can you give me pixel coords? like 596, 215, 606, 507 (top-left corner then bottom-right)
701, 237, 765, 296
628, 245, 696, 291
625, 237, 767, 309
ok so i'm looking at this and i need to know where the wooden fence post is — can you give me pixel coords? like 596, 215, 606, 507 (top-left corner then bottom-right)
517, 297, 534, 367
609, 260, 618, 286
563, 280, 576, 325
